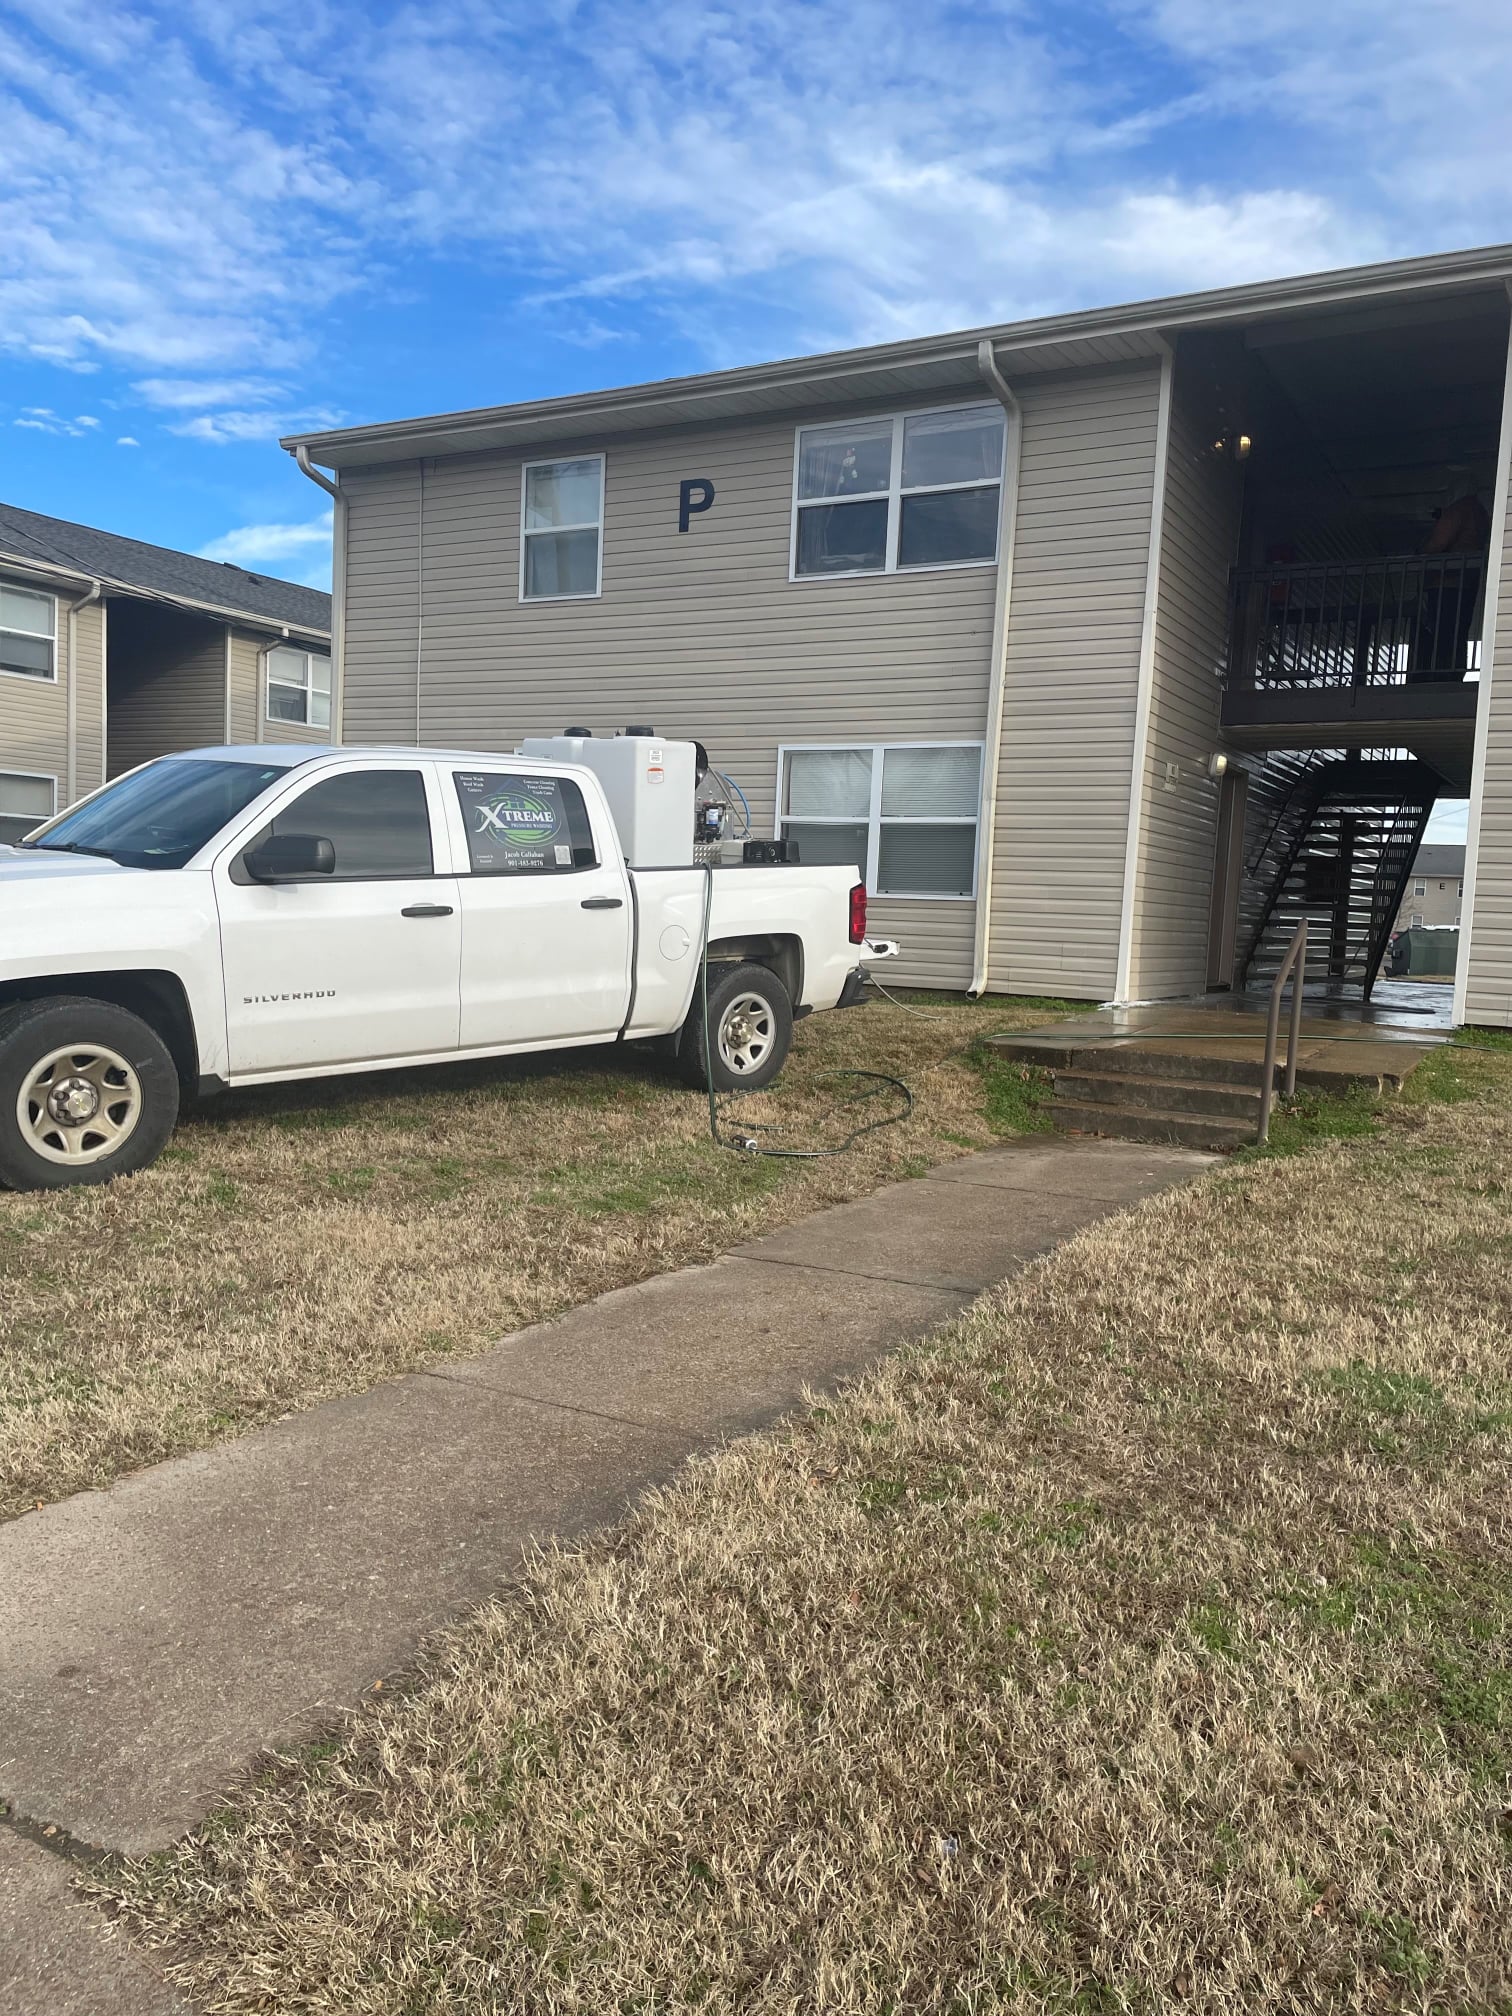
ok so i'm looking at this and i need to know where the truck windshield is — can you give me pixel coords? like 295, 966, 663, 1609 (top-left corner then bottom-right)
22, 758, 290, 871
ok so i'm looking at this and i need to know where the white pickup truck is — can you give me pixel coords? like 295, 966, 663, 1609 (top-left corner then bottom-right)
0, 743, 874, 1190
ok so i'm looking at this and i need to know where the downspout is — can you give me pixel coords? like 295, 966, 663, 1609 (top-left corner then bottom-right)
291, 443, 345, 742
1454, 280, 1512, 1026
64, 581, 102, 805
1113, 334, 1175, 1004
969, 339, 1023, 997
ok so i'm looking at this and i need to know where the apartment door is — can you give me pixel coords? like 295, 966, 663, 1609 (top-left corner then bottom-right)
1206, 767, 1248, 989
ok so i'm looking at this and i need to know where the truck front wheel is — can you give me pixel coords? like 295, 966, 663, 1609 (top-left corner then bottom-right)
0, 997, 180, 1191
677, 962, 793, 1094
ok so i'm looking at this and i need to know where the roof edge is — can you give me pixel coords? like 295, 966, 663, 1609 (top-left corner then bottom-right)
285, 241, 1512, 466
0, 549, 330, 639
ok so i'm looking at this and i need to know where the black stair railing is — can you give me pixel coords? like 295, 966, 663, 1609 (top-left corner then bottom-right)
1239, 759, 1437, 996
1227, 552, 1485, 690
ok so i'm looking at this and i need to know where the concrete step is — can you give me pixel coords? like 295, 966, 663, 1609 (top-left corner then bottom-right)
1049, 1099, 1257, 1153
1055, 1071, 1261, 1120
1054, 1044, 1271, 1089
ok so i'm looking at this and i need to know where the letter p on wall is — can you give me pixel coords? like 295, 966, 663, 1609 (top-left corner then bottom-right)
678, 477, 715, 532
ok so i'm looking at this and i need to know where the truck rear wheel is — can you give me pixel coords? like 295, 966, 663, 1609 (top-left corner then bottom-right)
0, 997, 180, 1191
677, 962, 793, 1094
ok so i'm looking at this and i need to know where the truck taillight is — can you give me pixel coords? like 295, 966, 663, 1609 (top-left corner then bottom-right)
848, 882, 867, 944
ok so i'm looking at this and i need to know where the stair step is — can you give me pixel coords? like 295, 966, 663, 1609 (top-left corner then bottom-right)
1049, 1100, 1256, 1153
1055, 1071, 1261, 1119
1061, 1045, 1272, 1089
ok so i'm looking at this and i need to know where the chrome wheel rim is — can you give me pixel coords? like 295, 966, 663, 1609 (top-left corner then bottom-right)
19, 1043, 143, 1166
717, 992, 776, 1077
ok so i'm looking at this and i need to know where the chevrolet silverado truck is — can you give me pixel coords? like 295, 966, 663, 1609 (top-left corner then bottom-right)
0, 742, 875, 1190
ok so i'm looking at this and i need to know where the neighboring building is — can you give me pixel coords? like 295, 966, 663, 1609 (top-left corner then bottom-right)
1394, 843, 1465, 932
285, 243, 1512, 1026
0, 504, 331, 842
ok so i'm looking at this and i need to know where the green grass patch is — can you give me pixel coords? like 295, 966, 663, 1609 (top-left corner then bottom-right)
966, 1043, 1056, 1135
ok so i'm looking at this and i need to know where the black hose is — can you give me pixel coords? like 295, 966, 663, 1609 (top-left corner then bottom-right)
696, 865, 913, 1159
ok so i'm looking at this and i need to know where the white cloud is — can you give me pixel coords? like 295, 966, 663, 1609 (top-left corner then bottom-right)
132, 376, 285, 411
116, 434, 139, 446
12, 404, 98, 436
199, 511, 333, 568
169, 406, 345, 444
1, 0, 1510, 398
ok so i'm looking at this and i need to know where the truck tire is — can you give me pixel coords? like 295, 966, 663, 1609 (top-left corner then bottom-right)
677, 962, 793, 1094
0, 997, 180, 1192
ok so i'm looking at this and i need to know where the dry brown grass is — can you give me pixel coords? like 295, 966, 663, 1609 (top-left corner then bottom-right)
0, 991, 1070, 1519
108, 1045, 1512, 2013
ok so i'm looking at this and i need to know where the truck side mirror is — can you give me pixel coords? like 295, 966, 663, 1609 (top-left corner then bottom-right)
244, 833, 336, 881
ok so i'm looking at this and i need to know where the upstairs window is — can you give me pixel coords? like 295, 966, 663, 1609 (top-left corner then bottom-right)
521, 455, 604, 600
266, 645, 332, 729
1, 584, 57, 681
778, 742, 983, 898
792, 404, 1004, 579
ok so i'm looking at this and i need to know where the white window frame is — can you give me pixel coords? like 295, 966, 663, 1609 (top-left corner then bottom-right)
264, 644, 332, 730
1410, 912, 1424, 928
788, 402, 1005, 584
0, 581, 58, 684
0, 767, 58, 841
519, 453, 605, 603
775, 739, 985, 901
1413, 878, 1426, 896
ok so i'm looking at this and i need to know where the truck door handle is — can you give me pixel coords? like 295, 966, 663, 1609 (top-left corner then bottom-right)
580, 896, 624, 910
401, 903, 455, 918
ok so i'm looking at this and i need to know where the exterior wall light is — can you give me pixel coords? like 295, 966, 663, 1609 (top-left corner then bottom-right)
1207, 752, 1229, 781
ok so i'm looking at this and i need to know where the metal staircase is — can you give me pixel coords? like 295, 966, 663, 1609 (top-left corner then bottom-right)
1240, 758, 1437, 995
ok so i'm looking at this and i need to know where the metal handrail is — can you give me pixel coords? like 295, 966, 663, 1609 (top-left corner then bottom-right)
1256, 920, 1307, 1146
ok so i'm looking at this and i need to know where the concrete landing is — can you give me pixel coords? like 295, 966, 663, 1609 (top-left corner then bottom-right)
990, 998, 1442, 1094
0, 1137, 1211, 1882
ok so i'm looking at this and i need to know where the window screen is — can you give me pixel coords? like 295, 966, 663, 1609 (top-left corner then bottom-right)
262, 770, 433, 878
453, 771, 598, 874
1, 585, 56, 680
793, 405, 1004, 578
0, 771, 54, 845
522, 457, 604, 600
779, 743, 981, 897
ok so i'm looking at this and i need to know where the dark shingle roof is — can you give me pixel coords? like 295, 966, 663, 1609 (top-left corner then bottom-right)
0, 501, 330, 635
1412, 843, 1466, 878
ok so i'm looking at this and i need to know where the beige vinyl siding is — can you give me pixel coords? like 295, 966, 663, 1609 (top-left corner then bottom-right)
1462, 337, 1512, 1025
106, 605, 226, 776
228, 628, 260, 744
341, 407, 1001, 987
984, 363, 1163, 999
71, 595, 106, 796
341, 461, 423, 745
0, 575, 68, 801
1126, 343, 1247, 998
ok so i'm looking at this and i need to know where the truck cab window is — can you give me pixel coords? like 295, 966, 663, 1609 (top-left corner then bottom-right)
258, 770, 433, 879
453, 771, 597, 874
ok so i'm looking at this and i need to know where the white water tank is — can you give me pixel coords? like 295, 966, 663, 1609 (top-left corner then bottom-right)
521, 732, 698, 867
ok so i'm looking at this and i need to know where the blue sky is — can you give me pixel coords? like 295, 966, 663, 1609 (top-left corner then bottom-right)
1, 1, 1509, 829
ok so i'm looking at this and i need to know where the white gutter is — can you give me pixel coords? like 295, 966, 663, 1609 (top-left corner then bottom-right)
292, 444, 347, 741
1453, 282, 1512, 1025
64, 581, 102, 806
969, 338, 1023, 997
1114, 336, 1176, 1004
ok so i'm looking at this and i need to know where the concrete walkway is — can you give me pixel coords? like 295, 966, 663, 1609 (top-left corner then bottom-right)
0, 1135, 1211, 2012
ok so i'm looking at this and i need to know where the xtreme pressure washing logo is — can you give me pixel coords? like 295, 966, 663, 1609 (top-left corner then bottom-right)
473, 790, 560, 846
